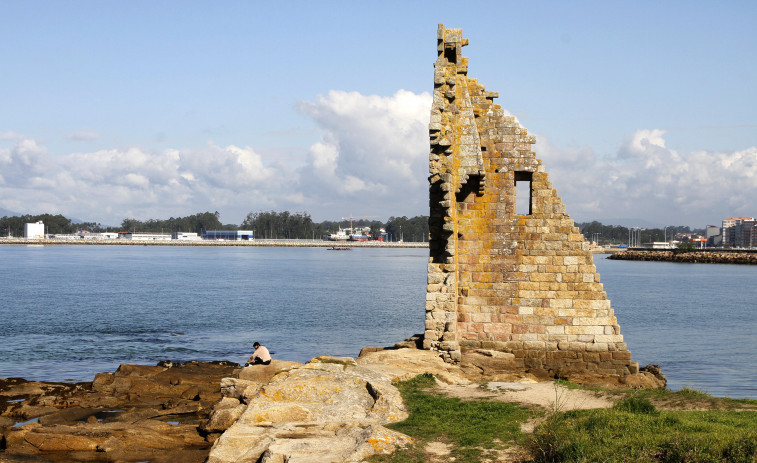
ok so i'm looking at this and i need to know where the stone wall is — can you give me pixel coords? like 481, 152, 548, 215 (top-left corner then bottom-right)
425, 25, 635, 378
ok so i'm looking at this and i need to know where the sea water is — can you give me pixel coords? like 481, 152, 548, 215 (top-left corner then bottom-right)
595, 256, 757, 399
0, 245, 755, 399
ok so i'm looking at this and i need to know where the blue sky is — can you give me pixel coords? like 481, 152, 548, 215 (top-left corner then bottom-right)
1, 1, 755, 228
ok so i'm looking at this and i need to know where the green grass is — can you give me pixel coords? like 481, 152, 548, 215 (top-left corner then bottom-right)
618, 387, 757, 411
370, 374, 757, 462
370, 373, 535, 462
528, 396, 757, 462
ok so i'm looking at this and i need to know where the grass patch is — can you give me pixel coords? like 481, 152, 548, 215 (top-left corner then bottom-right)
613, 396, 658, 415
621, 387, 757, 411
528, 399, 757, 462
370, 373, 534, 462
369, 374, 757, 462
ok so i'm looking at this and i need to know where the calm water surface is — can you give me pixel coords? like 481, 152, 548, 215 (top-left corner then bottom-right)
0, 246, 426, 382
0, 246, 755, 399
595, 256, 757, 399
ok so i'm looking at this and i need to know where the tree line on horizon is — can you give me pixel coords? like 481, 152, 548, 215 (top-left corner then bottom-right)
577, 221, 706, 245
0, 211, 430, 242
1, 212, 707, 244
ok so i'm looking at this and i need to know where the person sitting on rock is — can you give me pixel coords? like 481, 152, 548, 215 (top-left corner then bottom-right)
245, 342, 271, 366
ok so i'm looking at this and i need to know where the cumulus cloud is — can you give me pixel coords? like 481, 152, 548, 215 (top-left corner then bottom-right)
0, 138, 50, 186
296, 89, 432, 216
0, 90, 434, 224
0, 134, 285, 225
2, 90, 754, 229
536, 129, 757, 226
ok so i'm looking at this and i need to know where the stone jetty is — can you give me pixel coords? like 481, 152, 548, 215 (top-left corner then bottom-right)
608, 249, 757, 264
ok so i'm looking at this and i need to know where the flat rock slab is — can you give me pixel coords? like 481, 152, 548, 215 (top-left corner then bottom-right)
207, 357, 412, 463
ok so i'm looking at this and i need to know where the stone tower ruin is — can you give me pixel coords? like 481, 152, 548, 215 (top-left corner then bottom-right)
424, 25, 637, 378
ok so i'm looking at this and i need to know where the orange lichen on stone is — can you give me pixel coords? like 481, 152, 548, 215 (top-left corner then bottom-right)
425, 24, 636, 378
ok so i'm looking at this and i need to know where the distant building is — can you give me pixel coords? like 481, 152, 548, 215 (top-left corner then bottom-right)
118, 232, 171, 241
691, 237, 707, 248
202, 230, 254, 240
172, 232, 201, 240
705, 225, 721, 247
49, 232, 118, 240
641, 241, 674, 249
24, 221, 45, 239
722, 217, 755, 246
732, 220, 757, 248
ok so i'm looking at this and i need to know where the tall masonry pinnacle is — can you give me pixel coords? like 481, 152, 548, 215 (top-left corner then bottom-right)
424, 24, 638, 379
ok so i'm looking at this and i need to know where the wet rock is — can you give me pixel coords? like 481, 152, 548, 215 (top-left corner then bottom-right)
0, 360, 238, 462
37, 406, 99, 425
0, 415, 15, 427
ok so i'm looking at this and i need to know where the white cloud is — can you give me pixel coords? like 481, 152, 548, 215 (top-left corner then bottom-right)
2, 93, 755, 230
295, 89, 432, 216
537, 129, 757, 226
0, 134, 284, 225
0, 137, 51, 186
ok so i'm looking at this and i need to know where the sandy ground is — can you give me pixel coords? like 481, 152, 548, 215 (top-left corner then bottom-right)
437, 379, 613, 411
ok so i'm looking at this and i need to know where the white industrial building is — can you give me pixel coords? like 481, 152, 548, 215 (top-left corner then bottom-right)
24, 221, 45, 239
118, 232, 172, 241
172, 232, 201, 240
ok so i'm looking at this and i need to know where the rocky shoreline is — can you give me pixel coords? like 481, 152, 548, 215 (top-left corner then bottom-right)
607, 249, 757, 264
1, 360, 238, 462
1, 344, 666, 462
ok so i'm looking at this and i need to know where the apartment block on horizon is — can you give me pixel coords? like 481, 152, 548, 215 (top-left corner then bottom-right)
722, 217, 757, 247
706, 225, 722, 247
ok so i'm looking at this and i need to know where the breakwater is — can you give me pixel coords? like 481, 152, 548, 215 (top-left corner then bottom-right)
608, 249, 757, 264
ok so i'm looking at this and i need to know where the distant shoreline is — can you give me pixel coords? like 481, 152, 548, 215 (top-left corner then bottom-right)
0, 239, 626, 253
0, 238, 427, 248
